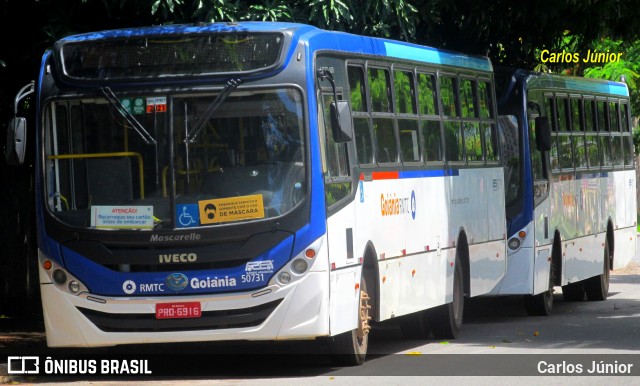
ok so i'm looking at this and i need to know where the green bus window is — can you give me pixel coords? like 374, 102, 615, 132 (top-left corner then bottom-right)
399, 119, 420, 163
546, 97, 556, 131
600, 135, 612, 166
484, 123, 499, 162
394, 70, 416, 115
597, 100, 607, 131
624, 135, 634, 166
373, 118, 398, 163
421, 120, 443, 162
586, 134, 599, 168
418, 73, 438, 116
478, 81, 493, 119
558, 135, 573, 169
584, 100, 595, 131
571, 99, 581, 131
609, 102, 619, 131
460, 79, 476, 118
444, 121, 463, 161
464, 122, 482, 161
574, 133, 587, 168
354, 117, 373, 164
622, 103, 630, 132
557, 99, 569, 131
440, 76, 458, 117
369, 68, 392, 113
612, 136, 624, 166
347, 66, 367, 112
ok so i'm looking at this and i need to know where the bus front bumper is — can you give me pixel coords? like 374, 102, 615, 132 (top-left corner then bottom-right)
40, 270, 330, 348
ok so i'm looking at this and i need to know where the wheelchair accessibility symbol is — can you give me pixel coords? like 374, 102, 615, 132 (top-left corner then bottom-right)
176, 204, 200, 227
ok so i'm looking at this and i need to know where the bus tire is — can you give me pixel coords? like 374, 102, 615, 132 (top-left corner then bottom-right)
562, 282, 586, 301
429, 254, 463, 339
331, 275, 371, 366
585, 239, 610, 301
524, 273, 553, 316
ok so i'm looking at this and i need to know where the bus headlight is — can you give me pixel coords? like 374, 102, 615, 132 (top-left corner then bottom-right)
291, 259, 308, 274
278, 272, 291, 284
68, 280, 81, 293
52, 269, 67, 285
508, 237, 521, 250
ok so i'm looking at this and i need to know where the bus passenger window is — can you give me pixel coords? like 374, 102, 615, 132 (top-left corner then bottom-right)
609, 102, 619, 131
347, 66, 367, 112
478, 81, 493, 119
421, 120, 443, 162
444, 121, 463, 162
418, 73, 438, 116
394, 70, 416, 114
558, 135, 574, 169
484, 123, 499, 162
369, 68, 392, 113
399, 120, 420, 163
373, 118, 398, 163
440, 76, 458, 117
600, 135, 612, 166
557, 99, 569, 131
460, 79, 476, 118
354, 117, 373, 164
464, 122, 482, 161
597, 101, 607, 131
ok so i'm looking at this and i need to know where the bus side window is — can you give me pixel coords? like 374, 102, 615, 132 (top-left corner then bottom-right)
545, 96, 560, 170
584, 99, 600, 169
347, 65, 374, 165
478, 81, 498, 162
417, 73, 443, 162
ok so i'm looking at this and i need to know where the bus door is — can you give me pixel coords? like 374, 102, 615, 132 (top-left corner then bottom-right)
318, 88, 360, 332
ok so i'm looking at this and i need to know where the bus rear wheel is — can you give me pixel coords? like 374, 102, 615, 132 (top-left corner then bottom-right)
331, 275, 371, 366
429, 254, 463, 339
585, 240, 610, 301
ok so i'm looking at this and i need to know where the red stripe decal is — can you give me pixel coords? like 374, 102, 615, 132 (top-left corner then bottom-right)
371, 171, 399, 180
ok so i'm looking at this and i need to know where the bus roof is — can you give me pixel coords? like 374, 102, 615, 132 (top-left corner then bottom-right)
58, 21, 493, 73
510, 69, 630, 98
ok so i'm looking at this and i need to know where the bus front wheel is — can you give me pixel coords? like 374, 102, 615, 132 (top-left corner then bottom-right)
331, 275, 371, 366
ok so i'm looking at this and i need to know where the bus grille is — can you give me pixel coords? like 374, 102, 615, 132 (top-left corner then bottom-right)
77, 299, 282, 332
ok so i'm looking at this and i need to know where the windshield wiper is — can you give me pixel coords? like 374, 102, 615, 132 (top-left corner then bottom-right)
101, 87, 157, 145
185, 78, 242, 144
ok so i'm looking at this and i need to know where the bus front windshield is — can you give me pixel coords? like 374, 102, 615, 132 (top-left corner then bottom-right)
43, 88, 306, 230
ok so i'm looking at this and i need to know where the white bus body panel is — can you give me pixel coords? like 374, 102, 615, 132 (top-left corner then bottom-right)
353, 167, 506, 321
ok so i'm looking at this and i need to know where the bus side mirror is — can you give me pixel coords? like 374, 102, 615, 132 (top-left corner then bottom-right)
5, 117, 27, 165
330, 100, 352, 143
535, 116, 551, 152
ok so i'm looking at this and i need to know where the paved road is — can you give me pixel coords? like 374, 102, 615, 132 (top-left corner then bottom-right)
2, 244, 640, 385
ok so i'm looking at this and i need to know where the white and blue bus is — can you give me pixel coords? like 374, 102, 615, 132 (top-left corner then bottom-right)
7, 22, 508, 364
493, 68, 637, 315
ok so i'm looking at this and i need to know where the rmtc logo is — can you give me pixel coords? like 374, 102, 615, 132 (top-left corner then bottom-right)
159, 253, 197, 263
246, 261, 274, 272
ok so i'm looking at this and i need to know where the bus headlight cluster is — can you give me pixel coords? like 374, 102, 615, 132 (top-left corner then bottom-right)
508, 230, 527, 251
275, 239, 323, 286
43, 259, 88, 295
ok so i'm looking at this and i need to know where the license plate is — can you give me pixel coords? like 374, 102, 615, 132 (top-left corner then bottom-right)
155, 302, 201, 319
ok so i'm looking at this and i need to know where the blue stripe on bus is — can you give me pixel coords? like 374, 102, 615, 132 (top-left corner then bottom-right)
383, 42, 493, 72
399, 169, 460, 179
